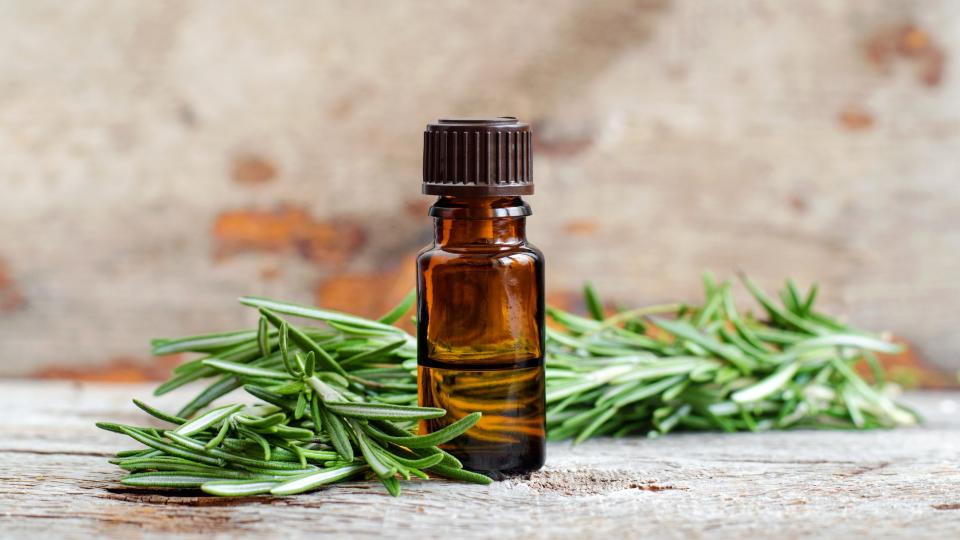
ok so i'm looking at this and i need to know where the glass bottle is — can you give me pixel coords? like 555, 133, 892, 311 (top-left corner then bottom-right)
417, 118, 545, 478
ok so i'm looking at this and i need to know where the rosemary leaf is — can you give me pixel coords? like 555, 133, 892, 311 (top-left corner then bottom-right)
365, 412, 481, 448
203, 479, 279, 497
174, 404, 244, 436
132, 399, 186, 425
269, 464, 368, 496
152, 329, 261, 356
123, 472, 255, 488
378, 290, 416, 324
323, 401, 446, 421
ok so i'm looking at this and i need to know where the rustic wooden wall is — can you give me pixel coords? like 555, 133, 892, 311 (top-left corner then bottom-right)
1, 1, 958, 378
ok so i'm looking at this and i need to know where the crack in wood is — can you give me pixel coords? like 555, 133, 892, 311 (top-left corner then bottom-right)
836, 461, 892, 477
99, 487, 281, 507
0, 448, 114, 457
708, 458, 862, 465
96, 486, 393, 509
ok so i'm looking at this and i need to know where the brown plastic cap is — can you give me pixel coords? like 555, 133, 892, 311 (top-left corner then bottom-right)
422, 117, 533, 196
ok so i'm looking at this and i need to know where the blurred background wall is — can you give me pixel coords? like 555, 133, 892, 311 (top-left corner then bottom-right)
1, 0, 958, 382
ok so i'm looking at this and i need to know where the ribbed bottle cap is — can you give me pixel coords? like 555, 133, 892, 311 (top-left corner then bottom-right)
422, 117, 533, 196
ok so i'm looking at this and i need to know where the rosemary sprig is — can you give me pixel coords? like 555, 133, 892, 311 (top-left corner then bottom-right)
99, 304, 486, 497
545, 274, 917, 440
98, 274, 916, 498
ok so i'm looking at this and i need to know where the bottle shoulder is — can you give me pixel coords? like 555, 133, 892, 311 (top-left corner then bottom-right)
418, 242, 543, 265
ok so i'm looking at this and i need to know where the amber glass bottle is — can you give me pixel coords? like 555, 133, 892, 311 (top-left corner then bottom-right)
417, 118, 545, 478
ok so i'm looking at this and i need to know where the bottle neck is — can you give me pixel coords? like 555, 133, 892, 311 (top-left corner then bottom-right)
429, 196, 530, 247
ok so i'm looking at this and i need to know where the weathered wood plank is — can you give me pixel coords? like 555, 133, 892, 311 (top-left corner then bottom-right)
1, 381, 958, 539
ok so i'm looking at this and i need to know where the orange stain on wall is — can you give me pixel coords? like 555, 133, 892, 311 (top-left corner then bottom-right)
230, 153, 278, 185
212, 206, 366, 265
315, 256, 417, 330
33, 355, 183, 382
0, 259, 25, 312
564, 220, 600, 236
865, 23, 946, 87
837, 106, 875, 131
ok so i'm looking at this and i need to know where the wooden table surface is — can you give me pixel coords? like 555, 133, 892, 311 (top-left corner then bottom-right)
2, 381, 959, 539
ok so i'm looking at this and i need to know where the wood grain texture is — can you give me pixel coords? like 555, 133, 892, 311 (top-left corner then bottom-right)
1, 381, 959, 539
0, 1, 959, 376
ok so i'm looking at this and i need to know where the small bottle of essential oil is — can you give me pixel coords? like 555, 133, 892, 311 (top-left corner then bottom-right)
417, 117, 545, 478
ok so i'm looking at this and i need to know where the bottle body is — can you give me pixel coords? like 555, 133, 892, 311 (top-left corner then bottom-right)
417, 196, 546, 478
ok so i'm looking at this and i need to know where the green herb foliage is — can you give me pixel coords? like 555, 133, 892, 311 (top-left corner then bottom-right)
99, 301, 483, 497
545, 274, 916, 440
98, 274, 916, 497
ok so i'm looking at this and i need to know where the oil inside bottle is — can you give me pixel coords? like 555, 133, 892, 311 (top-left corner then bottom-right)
418, 357, 545, 479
